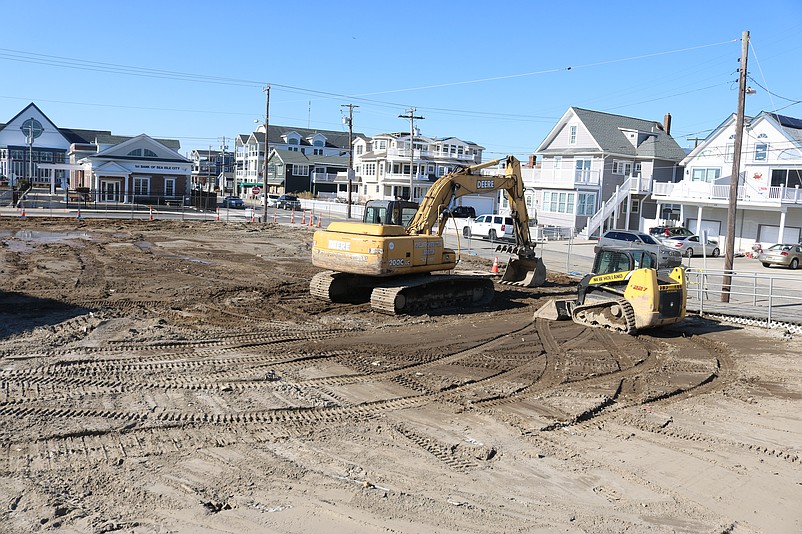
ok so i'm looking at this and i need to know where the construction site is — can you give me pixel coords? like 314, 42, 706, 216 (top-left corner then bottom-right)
1, 217, 801, 534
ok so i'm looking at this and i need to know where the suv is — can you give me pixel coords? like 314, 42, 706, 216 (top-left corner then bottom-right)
596, 229, 682, 268
277, 194, 301, 210
262, 193, 280, 207
463, 214, 515, 241
451, 205, 476, 219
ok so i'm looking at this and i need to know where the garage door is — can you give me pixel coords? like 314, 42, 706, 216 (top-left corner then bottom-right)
758, 225, 801, 244
686, 219, 721, 238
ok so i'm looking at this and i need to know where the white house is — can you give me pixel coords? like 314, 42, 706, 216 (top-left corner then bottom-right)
651, 111, 802, 250
351, 132, 485, 204
534, 107, 686, 237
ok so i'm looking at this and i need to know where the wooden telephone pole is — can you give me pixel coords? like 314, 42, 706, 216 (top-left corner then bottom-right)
722, 30, 750, 302
341, 104, 358, 219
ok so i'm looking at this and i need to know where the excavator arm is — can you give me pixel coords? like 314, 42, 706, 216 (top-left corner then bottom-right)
406, 156, 534, 253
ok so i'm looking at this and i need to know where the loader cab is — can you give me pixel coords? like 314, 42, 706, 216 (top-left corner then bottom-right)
593, 247, 657, 275
363, 200, 419, 227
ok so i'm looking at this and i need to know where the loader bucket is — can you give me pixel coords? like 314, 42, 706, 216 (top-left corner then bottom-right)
534, 299, 574, 321
500, 257, 547, 287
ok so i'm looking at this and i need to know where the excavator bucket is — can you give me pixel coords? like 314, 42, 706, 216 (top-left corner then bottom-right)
534, 299, 574, 321
500, 257, 547, 287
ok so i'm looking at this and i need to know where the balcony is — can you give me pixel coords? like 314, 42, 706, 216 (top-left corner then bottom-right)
386, 148, 478, 162
311, 172, 337, 183
652, 181, 802, 206
537, 168, 602, 188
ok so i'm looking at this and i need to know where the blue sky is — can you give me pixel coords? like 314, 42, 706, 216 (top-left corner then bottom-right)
2, 1, 800, 159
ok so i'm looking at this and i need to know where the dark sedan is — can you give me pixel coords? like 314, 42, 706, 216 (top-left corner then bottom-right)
221, 196, 245, 209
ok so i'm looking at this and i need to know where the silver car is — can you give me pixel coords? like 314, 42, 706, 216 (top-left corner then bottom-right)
663, 235, 721, 257
596, 229, 683, 268
757, 243, 802, 269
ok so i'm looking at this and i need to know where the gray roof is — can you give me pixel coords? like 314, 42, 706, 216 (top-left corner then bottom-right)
769, 112, 802, 146
269, 150, 349, 167
566, 108, 686, 161
251, 124, 363, 149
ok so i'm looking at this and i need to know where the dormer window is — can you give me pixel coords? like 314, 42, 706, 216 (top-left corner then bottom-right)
128, 148, 158, 157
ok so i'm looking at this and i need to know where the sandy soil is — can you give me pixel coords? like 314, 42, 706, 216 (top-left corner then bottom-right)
0, 218, 800, 534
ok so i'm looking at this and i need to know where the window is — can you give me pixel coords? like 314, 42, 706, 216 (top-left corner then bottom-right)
378, 140, 387, 150
631, 198, 640, 213
612, 160, 632, 175
364, 163, 376, 176
165, 178, 175, 197
313, 148, 323, 155
754, 142, 768, 161
542, 191, 576, 213
293, 164, 309, 176
356, 145, 363, 155
577, 193, 596, 215
127, 148, 157, 157
770, 169, 802, 188
134, 177, 149, 195
725, 143, 734, 163
569, 125, 577, 144
691, 167, 721, 182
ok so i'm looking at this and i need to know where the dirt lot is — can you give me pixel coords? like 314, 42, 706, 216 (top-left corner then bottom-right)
1, 218, 800, 534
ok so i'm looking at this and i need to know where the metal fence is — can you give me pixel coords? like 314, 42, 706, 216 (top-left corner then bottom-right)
685, 268, 802, 333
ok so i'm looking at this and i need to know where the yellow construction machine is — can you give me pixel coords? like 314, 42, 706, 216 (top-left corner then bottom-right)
535, 246, 686, 334
310, 156, 547, 314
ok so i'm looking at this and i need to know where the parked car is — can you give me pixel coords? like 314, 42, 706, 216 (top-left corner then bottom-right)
450, 205, 476, 219
262, 193, 280, 207
596, 229, 683, 268
648, 226, 695, 242
221, 195, 244, 209
663, 235, 721, 257
463, 214, 514, 241
277, 194, 301, 210
757, 243, 802, 269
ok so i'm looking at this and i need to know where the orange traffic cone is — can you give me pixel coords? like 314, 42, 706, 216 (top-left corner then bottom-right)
216, 208, 220, 221
291, 208, 295, 224
491, 256, 499, 274
19, 207, 26, 218
309, 212, 314, 227
317, 216, 322, 228
76, 208, 82, 219
301, 211, 306, 225
273, 210, 277, 223
149, 205, 154, 221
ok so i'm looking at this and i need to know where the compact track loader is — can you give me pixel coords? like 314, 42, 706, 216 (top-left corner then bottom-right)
535, 246, 686, 334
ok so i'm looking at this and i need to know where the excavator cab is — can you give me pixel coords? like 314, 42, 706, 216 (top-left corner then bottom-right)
363, 200, 419, 226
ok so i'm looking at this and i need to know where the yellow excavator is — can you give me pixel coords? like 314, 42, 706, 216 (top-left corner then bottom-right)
535, 246, 686, 334
310, 156, 547, 314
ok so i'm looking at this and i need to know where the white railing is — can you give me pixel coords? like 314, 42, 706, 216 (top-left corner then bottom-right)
311, 172, 337, 183
537, 168, 601, 187
653, 182, 802, 205
579, 177, 636, 238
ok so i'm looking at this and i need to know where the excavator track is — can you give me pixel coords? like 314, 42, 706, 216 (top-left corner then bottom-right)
570, 298, 637, 334
310, 271, 374, 304
370, 274, 494, 315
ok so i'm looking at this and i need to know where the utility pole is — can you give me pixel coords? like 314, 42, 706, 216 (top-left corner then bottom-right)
207, 145, 212, 192
262, 84, 270, 223
722, 30, 750, 303
687, 136, 705, 149
398, 108, 424, 201
219, 136, 229, 194
341, 104, 358, 219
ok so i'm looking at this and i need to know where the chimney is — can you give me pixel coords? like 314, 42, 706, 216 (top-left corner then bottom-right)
663, 113, 672, 135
